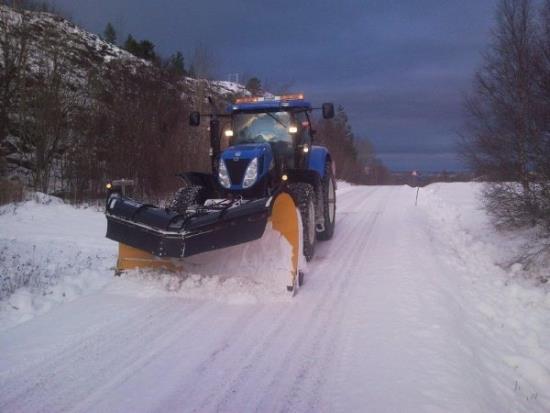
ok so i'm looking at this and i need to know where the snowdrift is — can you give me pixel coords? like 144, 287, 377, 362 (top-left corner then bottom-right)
0, 192, 298, 330
1, 183, 549, 413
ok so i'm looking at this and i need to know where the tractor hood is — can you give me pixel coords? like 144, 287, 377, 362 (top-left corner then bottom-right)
220, 143, 272, 190
222, 143, 270, 161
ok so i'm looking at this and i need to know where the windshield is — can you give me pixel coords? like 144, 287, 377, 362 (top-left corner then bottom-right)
232, 112, 292, 145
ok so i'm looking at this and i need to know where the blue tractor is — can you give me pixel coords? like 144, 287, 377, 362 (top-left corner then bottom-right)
105, 94, 336, 292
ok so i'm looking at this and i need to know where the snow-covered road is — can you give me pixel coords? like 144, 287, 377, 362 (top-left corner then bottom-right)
1, 185, 549, 412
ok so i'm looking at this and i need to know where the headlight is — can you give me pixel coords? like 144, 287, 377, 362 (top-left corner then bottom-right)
218, 158, 231, 188
242, 157, 258, 188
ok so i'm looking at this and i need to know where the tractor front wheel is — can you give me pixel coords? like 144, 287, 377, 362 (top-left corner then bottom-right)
170, 185, 207, 214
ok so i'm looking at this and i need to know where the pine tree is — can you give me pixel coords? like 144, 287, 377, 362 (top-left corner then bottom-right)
103, 22, 116, 44
314, 106, 374, 183
245, 77, 262, 95
123, 34, 139, 55
123, 34, 157, 63
167, 51, 185, 76
138, 40, 156, 62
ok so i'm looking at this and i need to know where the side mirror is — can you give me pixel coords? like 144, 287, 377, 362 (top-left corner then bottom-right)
189, 111, 201, 126
322, 103, 335, 119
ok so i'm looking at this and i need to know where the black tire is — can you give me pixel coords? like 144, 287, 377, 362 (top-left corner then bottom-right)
317, 162, 336, 241
170, 185, 207, 214
287, 182, 316, 262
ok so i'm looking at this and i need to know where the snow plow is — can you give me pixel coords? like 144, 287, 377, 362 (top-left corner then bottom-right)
105, 94, 337, 292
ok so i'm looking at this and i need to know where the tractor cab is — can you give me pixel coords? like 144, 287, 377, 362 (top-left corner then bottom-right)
227, 95, 313, 171
188, 94, 334, 196
215, 95, 315, 194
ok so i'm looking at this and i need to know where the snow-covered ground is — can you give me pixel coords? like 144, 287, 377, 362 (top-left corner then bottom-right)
0, 183, 549, 412
0, 194, 114, 329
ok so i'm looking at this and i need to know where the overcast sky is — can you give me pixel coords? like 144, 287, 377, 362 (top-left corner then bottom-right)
53, 0, 498, 172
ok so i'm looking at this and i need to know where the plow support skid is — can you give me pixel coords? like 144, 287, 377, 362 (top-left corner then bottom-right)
106, 192, 301, 290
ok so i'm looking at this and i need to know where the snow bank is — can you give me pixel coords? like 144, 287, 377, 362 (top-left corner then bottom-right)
0, 194, 115, 330
0, 194, 298, 330
419, 183, 550, 411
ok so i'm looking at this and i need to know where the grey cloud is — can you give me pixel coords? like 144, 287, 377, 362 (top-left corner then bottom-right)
52, 0, 497, 171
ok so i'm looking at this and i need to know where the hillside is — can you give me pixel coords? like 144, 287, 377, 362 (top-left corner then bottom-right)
0, 4, 141, 83
0, 4, 247, 195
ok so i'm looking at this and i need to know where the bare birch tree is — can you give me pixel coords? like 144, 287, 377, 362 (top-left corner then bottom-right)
461, 0, 545, 228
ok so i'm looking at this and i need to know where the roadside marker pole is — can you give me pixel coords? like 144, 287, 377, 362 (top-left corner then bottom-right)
412, 170, 420, 206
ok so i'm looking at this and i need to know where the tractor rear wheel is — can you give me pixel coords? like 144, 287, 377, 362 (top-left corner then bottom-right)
287, 182, 316, 262
317, 162, 336, 240
170, 185, 207, 214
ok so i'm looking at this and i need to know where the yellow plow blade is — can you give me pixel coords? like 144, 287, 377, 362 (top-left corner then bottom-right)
270, 192, 301, 290
114, 191, 302, 292
115, 243, 184, 274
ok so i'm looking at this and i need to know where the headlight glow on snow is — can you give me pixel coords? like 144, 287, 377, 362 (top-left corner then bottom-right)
242, 157, 258, 188
218, 158, 231, 188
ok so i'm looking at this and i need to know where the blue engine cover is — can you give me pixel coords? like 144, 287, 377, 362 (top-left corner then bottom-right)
220, 143, 273, 190
219, 143, 330, 190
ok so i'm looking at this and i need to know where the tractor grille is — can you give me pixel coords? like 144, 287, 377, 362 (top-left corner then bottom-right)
226, 158, 250, 186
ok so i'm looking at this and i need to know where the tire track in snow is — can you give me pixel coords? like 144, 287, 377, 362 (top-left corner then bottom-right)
311, 189, 394, 412
255, 188, 391, 412
203, 188, 388, 412
74, 301, 264, 413
287, 189, 392, 412
153, 187, 382, 412
1, 298, 203, 412
1, 298, 178, 409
